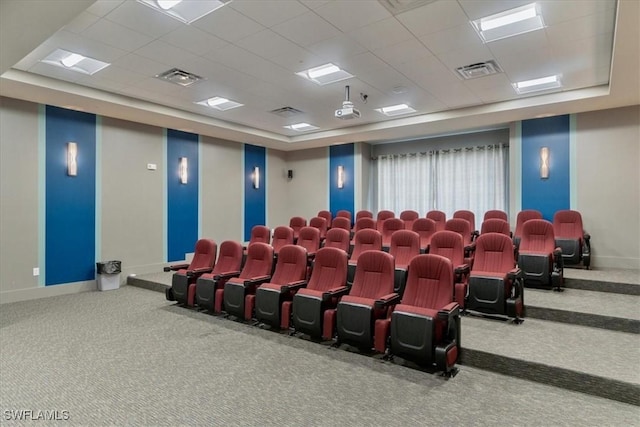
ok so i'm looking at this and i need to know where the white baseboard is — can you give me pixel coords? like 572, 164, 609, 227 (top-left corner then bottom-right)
592, 255, 640, 270
0, 280, 97, 304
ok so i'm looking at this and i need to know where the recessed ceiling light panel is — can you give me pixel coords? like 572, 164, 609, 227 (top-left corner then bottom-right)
284, 123, 320, 132
296, 63, 354, 86
41, 49, 110, 75
196, 96, 243, 111
137, 0, 232, 24
513, 75, 562, 94
471, 3, 544, 43
374, 104, 416, 117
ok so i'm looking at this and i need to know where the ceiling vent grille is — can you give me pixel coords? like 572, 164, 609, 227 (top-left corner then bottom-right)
378, 0, 437, 15
156, 68, 203, 87
270, 106, 304, 117
456, 60, 503, 80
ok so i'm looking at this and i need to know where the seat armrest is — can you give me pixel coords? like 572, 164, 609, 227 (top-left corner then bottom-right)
243, 275, 271, 286
282, 280, 307, 292
464, 242, 476, 252
322, 286, 349, 302
454, 264, 470, 275
438, 302, 460, 320
553, 248, 562, 259
507, 268, 522, 280
164, 263, 189, 272
213, 271, 241, 281
187, 267, 213, 277
374, 293, 401, 309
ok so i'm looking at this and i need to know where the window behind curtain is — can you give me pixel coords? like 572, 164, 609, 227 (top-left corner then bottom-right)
375, 144, 508, 220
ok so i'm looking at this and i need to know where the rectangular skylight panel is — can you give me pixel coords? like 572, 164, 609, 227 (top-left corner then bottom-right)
137, 0, 231, 24
296, 63, 354, 86
513, 75, 561, 94
374, 104, 416, 117
284, 123, 319, 132
41, 49, 110, 75
472, 3, 544, 43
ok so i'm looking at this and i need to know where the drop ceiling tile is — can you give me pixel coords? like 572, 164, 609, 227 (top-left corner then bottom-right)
192, 6, 265, 42
562, 65, 610, 89
161, 26, 229, 56
469, 82, 519, 103
396, 0, 469, 37
269, 45, 324, 73
28, 62, 80, 83
419, 23, 484, 55
551, 33, 614, 72
347, 17, 415, 51
299, 1, 331, 9
85, 0, 125, 17
486, 29, 550, 59
540, 0, 616, 26
462, 72, 513, 92
126, 76, 184, 95
429, 82, 482, 108
340, 52, 393, 77
497, 48, 555, 82
85, 64, 148, 86
272, 11, 341, 47
104, 1, 181, 38
230, 0, 309, 27
63, 12, 101, 34
74, 74, 127, 93
314, 0, 391, 32
236, 29, 304, 60
134, 40, 203, 69
544, 7, 616, 43
373, 38, 434, 67
457, 0, 532, 20
112, 53, 168, 78
83, 18, 154, 51
306, 34, 368, 61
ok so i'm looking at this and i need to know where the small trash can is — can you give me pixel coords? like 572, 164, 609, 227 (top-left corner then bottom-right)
96, 260, 122, 291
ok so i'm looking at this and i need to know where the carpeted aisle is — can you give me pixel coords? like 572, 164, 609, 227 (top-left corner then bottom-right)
1, 286, 638, 426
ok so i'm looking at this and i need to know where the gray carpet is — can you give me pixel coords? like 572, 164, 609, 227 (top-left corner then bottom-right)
1, 286, 639, 426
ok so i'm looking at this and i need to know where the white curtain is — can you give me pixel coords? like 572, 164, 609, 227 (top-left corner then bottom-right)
377, 152, 436, 214
376, 144, 508, 220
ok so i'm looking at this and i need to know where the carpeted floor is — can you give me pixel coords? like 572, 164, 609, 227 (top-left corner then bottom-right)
1, 286, 638, 426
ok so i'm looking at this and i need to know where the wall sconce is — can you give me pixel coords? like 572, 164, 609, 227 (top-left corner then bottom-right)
337, 165, 345, 189
179, 157, 188, 184
67, 142, 78, 176
540, 147, 549, 179
252, 166, 260, 189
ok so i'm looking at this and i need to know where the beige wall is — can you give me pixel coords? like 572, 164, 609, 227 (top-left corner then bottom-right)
575, 105, 640, 269
0, 97, 39, 293
266, 148, 289, 229
100, 117, 164, 276
200, 136, 243, 243
285, 147, 329, 221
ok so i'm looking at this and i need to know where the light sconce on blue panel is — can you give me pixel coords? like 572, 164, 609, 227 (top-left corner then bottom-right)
540, 147, 549, 179
337, 165, 345, 189
67, 142, 78, 176
252, 166, 260, 189
179, 157, 188, 184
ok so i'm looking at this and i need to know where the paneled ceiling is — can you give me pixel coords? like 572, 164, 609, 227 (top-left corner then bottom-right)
1, 0, 638, 150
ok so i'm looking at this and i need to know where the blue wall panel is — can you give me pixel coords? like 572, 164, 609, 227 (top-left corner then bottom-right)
329, 143, 355, 220
167, 129, 199, 262
45, 106, 96, 285
244, 144, 266, 241
521, 115, 570, 221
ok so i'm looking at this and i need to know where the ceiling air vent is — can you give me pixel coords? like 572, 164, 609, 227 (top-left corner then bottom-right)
155, 68, 203, 87
378, 0, 437, 15
456, 60, 503, 80
270, 106, 304, 117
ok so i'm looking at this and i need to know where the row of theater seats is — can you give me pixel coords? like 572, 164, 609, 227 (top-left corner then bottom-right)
165, 241, 460, 375
297, 208, 590, 271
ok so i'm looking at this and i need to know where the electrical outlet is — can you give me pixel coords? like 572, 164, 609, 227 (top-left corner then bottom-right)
147, 163, 157, 170
33, 267, 40, 276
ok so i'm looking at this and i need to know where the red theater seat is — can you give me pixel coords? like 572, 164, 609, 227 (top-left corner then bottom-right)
481, 219, 511, 237
272, 226, 294, 256
309, 216, 328, 241
375, 254, 460, 375
484, 210, 508, 222
426, 210, 446, 231
317, 210, 333, 229
220, 242, 273, 317
430, 231, 469, 310
388, 230, 420, 295
291, 247, 349, 339
376, 210, 395, 231
323, 228, 351, 255
518, 219, 564, 290
553, 210, 591, 269
331, 216, 351, 232
289, 216, 307, 242
165, 239, 217, 306
412, 218, 437, 253
453, 210, 478, 241
513, 210, 542, 250
468, 233, 524, 322
348, 229, 382, 285
254, 245, 308, 327
381, 217, 405, 250
335, 251, 399, 350
399, 210, 419, 229
194, 241, 243, 311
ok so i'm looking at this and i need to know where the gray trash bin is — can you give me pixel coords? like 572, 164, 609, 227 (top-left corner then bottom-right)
96, 260, 122, 291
